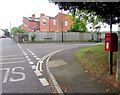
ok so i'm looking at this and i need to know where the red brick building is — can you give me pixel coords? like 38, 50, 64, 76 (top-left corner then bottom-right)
20, 14, 40, 32
20, 13, 73, 32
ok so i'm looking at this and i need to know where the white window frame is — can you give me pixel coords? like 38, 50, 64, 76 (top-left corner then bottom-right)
42, 19, 46, 25
65, 21, 68, 26
24, 22, 28, 27
53, 20, 56, 25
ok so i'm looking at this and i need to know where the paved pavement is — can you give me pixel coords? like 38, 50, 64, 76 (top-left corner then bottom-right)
1, 38, 100, 94
49, 47, 120, 94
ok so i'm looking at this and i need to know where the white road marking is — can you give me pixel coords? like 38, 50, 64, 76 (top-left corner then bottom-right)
29, 61, 34, 64
36, 49, 64, 72
0, 68, 10, 83
9, 67, 26, 82
27, 59, 31, 61
32, 53, 35, 55
34, 55, 37, 58
24, 53, 27, 55
25, 56, 29, 58
31, 65, 36, 69
1, 55, 23, 58
24, 54, 27, 56
17, 45, 51, 88
39, 78, 49, 86
1, 57, 24, 61
34, 71, 42, 76
0, 61, 26, 65
36, 58, 40, 60
27, 49, 32, 52
27, 49, 34, 54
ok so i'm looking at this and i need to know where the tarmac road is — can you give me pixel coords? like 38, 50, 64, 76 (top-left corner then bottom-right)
1, 38, 100, 94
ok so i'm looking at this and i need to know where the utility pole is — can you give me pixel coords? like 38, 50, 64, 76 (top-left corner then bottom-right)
61, 9, 63, 43
10, 21, 12, 37
10, 21, 11, 32
109, 16, 113, 75
49, 17, 50, 32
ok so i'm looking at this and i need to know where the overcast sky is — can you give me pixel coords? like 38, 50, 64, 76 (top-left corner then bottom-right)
0, 0, 119, 35
0, 0, 67, 31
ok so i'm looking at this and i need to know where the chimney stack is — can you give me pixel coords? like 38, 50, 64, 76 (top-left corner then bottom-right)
40, 13, 45, 17
32, 14, 35, 19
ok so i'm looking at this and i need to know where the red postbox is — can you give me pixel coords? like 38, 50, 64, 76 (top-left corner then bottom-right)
105, 33, 118, 52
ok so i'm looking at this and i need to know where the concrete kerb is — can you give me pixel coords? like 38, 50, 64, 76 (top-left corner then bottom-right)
46, 51, 64, 95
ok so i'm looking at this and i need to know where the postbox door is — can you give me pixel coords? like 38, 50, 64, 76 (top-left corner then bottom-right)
105, 35, 111, 52
105, 33, 118, 52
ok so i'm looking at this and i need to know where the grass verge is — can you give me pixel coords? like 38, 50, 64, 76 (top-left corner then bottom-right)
75, 44, 120, 88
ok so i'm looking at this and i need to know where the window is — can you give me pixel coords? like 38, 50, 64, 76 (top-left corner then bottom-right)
65, 21, 68, 26
42, 19, 46, 25
104, 25, 106, 28
24, 22, 28, 27
53, 20, 56, 25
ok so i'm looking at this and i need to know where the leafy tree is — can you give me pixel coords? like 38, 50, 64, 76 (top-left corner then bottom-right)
68, 10, 102, 33
50, 2, 120, 42
11, 27, 26, 35
2, 29, 10, 37
51, 2, 120, 25
68, 17, 87, 32
50, 2, 120, 75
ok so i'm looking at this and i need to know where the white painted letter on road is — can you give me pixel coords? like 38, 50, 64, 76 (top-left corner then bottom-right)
9, 67, 26, 82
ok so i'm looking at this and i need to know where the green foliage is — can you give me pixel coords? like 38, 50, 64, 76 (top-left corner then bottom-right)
76, 44, 119, 76
68, 20, 87, 32
30, 33, 36, 42
2, 29, 10, 36
68, 10, 102, 32
53, 2, 120, 24
11, 27, 25, 35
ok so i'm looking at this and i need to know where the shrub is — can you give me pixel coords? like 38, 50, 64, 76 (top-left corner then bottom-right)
30, 33, 36, 42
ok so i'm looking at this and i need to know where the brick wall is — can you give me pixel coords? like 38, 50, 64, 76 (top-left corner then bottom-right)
55, 13, 73, 32
40, 17, 49, 31
21, 13, 73, 32
21, 18, 29, 32
29, 21, 39, 29
40, 13, 73, 32
21, 15, 39, 32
